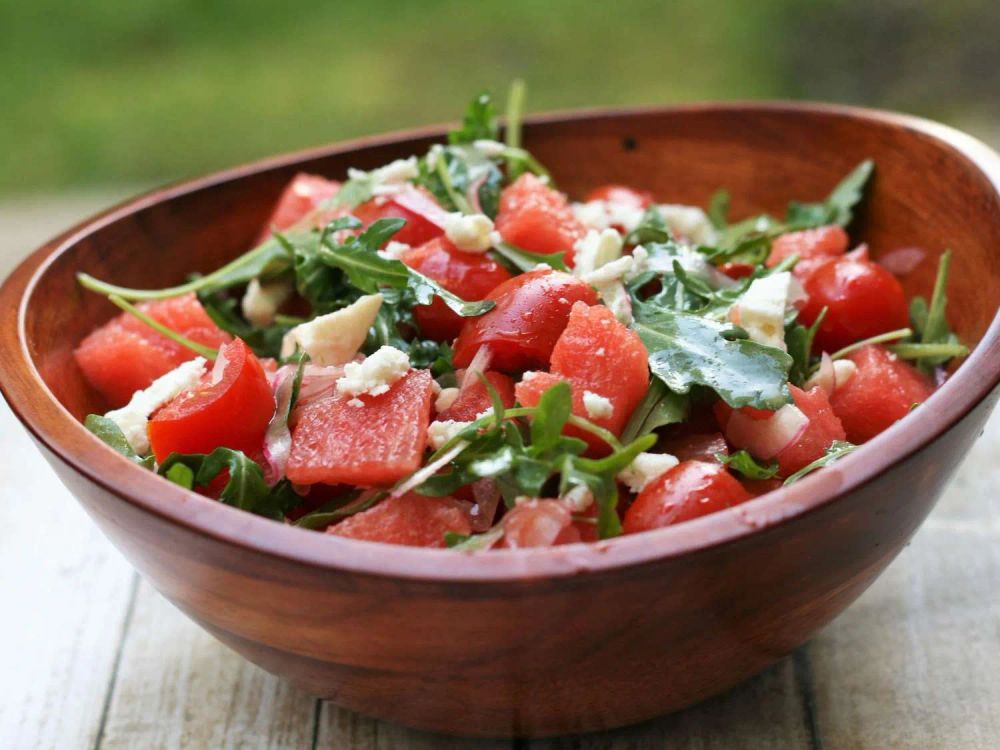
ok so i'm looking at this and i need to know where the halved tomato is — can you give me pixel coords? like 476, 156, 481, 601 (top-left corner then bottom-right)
257, 173, 341, 242
148, 338, 275, 462
352, 184, 448, 247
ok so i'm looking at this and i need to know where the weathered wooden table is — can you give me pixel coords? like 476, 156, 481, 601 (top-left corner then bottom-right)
2, 195, 998, 749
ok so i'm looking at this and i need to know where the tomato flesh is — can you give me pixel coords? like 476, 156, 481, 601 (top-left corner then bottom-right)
75, 293, 232, 408
452, 270, 598, 372
257, 173, 341, 242
495, 174, 587, 264
148, 338, 275, 463
623, 460, 752, 533
327, 492, 471, 547
584, 184, 654, 209
798, 256, 910, 353
829, 345, 934, 443
402, 237, 513, 341
352, 184, 448, 247
437, 371, 515, 422
287, 369, 434, 486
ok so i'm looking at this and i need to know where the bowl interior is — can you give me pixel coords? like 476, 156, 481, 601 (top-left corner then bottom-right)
23, 105, 999, 420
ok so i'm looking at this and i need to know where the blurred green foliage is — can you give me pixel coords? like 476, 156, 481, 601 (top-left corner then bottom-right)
1, 0, 996, 193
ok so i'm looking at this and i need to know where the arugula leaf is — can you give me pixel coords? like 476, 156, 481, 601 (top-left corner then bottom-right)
783, 441, 858, 485
530, 380, 573, 451
292, 490, 379, 530
158, 448, 300, 520
786, 160, 874, 228
449, 92, 499, 144
620, 378, 688, 443
624, 206, 671, 246
315, 217, 494, 318
84, 414, 155, 469
77, 233, 296, 301
786, 307, 827, 386
445, 526, 505, 551
197, 287, 289, 358
417, 144, 504, 216
896, 250, 967, 372
330, 177, 374, 209
717, 450, 779, 480
632, 304, 793, 409
697, 232, 773, 267
708, 189, 730, 229
491, 242, 568, 273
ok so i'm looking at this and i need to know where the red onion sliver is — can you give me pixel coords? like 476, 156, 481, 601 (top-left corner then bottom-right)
725, 404, 810, 460
469, 478, 501, 532
461, 345, 493, 390
466, 173, 488, 215
262, 366, 296, 485
878, 246, 926, 276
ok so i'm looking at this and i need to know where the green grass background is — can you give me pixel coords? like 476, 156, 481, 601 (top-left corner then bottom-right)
1, 0, 997, 194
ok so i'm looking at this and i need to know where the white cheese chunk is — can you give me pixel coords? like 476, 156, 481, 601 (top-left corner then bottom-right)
347, 156, 418, 186
582, 391, 614, 420
241, 278, 292, 328
617, 452, 680, 494
280, 294, 383, 365
380, 240, 411, 260
443, 212, 497, 253
472, 139, 508, 157
427, 419, 471, 450
435, 386, 460, 413
562, 484, 594, 512
657, 204, 718, 246
833, 359, 857, 387
104, 357, 207, 456
571, 200, 645, 233
581, 255, 634, 287
732, 272, 797, 352
336, 345, 410, 399
573, 229, 624, 277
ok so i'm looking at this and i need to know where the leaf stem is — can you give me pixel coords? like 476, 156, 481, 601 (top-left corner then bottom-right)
435, 154, 472, 214
888, 342, 969, 360
108, 294, 219, 359
505, 79, 525, 151
827, 328, 912, 362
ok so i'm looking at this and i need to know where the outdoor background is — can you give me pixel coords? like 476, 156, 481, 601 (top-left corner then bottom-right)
2, 0, 998, 200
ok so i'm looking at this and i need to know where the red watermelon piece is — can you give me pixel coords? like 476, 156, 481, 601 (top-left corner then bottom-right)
829, 345, 934, 443
74, 293, 231, 408
495, 174, 587, 264
767, 225, 848, 269
257, 173, 341, 242
287, 369, 434, 487
515, 302, 649, 454
327, 492, 472, 547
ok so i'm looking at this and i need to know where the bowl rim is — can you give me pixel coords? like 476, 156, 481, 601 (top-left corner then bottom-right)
2, 100, 998, 584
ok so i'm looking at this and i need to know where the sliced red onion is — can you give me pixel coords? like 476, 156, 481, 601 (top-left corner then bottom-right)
805, 352, 836, 396
469, 479, 501, 532
725, 403, 809, 460
466, 173, 488, 215
393, 184, 451, 228
391, 441, 467, 498
878, 246, 926, 276
262, 366, 296, 485
846, 244, 870, 262
461, 344, 493, 390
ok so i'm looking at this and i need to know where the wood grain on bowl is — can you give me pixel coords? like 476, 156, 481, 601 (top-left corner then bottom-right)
1, 103, 998, 737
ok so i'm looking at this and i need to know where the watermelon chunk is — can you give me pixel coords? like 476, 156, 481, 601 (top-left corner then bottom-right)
829, 345, 934, 443
287, 369, 434, 486
437, 371, 515, 422
74, 293, 231, 407
767, 225, 848, 269
257, 173, 341, 242
495, 174, 587, 264
515, 302, 649, 454
326, 492, 472, 547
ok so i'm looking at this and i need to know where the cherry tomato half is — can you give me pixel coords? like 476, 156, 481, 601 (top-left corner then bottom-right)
149, 339, 275, 463
452, 270, 599, 372
353, 184, 448, 247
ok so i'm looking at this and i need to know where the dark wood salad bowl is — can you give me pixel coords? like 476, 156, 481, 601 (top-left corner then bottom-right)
1, 103, 998, 737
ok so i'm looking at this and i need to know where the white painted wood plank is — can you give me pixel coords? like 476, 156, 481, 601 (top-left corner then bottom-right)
527, 658, 810, 750
97, 580, 316, 750
0, 399, 137, 750
316, 702, 512, 750
807, 411, 1000, 749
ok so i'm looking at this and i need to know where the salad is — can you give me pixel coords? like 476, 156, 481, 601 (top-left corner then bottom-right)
75, 84, 968, 550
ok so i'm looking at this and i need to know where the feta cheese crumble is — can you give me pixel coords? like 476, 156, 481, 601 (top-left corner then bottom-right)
582, 391, 614, 420
336, 345, 410, 399
434, 386, 460, 413
657, 204, 718, 246
617, 452, 680, 494
347, 156, 419, 186
581, 255, 634, 287
280, 294, 383, 365
731, 271, 801, 352
562, 483, 594, 512
443, 212, 497, 253
104, 357, 207, 455
472, 139, 508, 158
572, 229, 624, 277
241, 278, 292, 328
427, 419, 471, 450
571, 200, 645, 234
380, 240, 411, 261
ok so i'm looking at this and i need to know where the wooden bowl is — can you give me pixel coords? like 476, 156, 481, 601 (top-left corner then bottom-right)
1, 103, 998, 737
